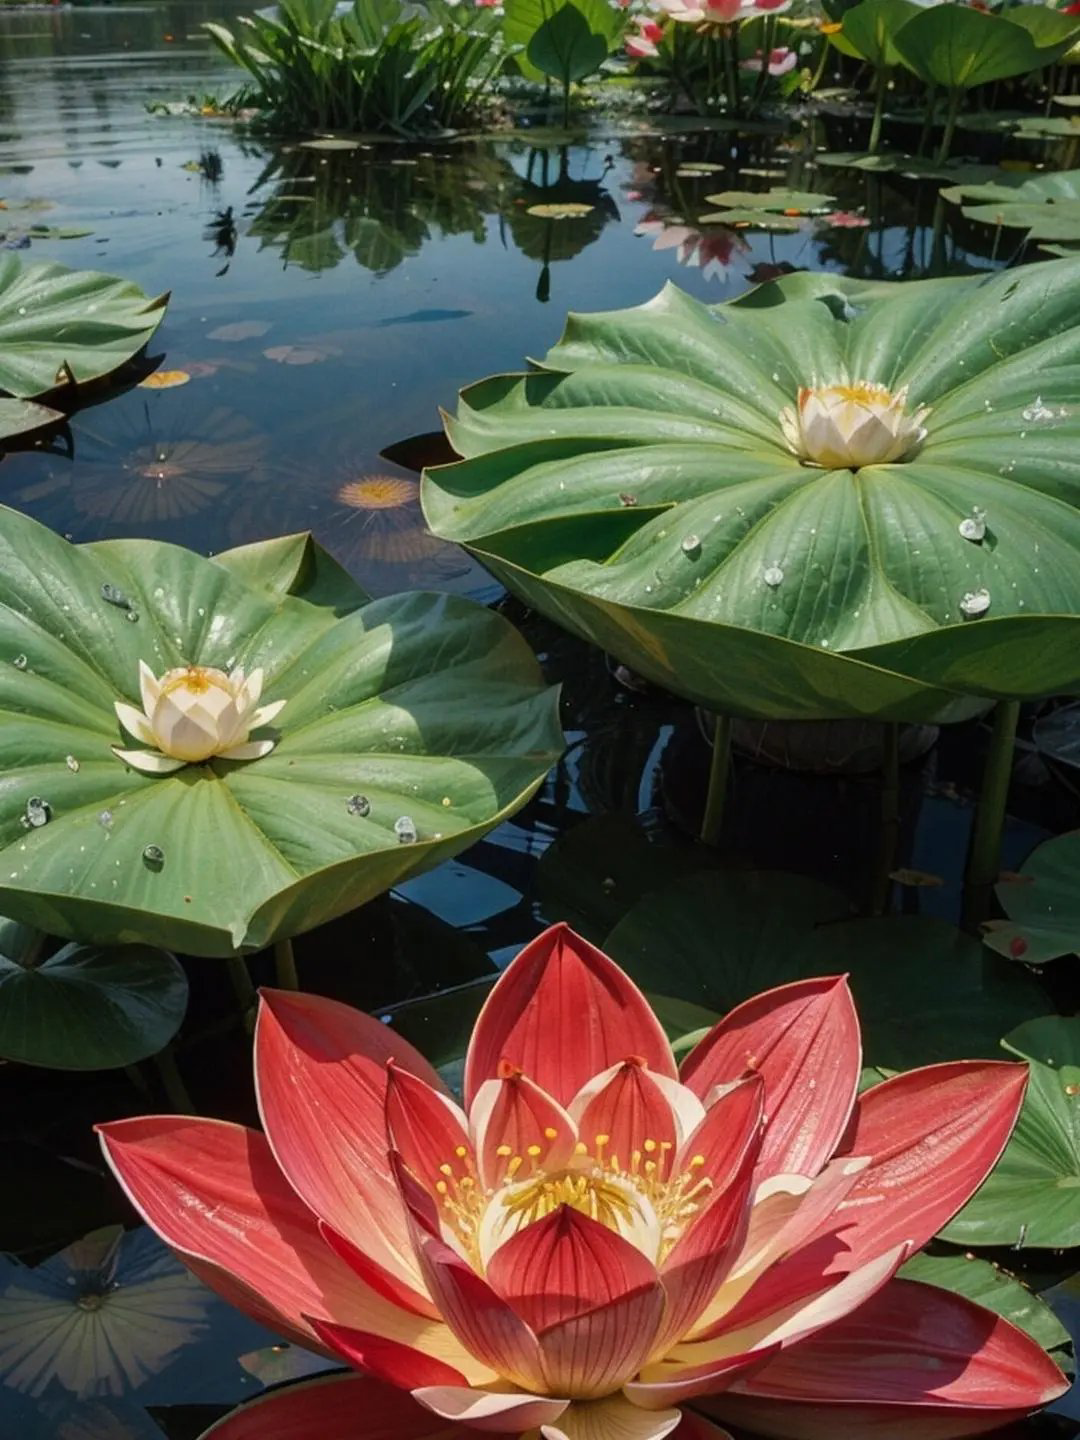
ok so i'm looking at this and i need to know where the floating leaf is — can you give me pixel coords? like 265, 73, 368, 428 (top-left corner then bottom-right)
0, 398, 62, 442
525, 202, 595, 219
0, 510, 561, 956
299, 138, 361, 151
262, 344, 338, 365
138, 370, 191, 391
984, 829, 1080, 966
0, 920, 187, 1070
0, 256, 167, 400
206, 320, 271, 342
942, 1016, 1080, 1250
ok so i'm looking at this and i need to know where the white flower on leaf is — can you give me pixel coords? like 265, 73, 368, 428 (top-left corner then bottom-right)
780, 381, 930, 470
112, 662, 285, 775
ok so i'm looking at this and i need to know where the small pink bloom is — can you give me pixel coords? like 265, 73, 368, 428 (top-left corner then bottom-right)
627, 18, 664, 55
824, 209, 870, 228
741, 44, 797, 74
98, 925, 1067, 1439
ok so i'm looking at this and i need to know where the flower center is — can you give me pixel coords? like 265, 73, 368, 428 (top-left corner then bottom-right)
162, 666, 219, 697
433, 1131, 713, 1270
779, 380, 930, 470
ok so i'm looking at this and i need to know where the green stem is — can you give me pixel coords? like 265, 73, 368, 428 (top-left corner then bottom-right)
962, 700, 1020, 931
868, 66, 887, 154
562, 78, 571, 130
700, 713, 733, 846
935, 87, 962, 166
154, 1045, 197, 1115
871, 722, 900, 915
274, 936, 300, 991
916, 84, 938, 157
808, 33, 830, 94
227, 954, 258, 1032
722, 25, 740, 117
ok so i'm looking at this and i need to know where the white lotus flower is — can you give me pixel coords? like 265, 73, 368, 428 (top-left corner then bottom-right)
780, 381, 930, 469
112, 662, 286, 775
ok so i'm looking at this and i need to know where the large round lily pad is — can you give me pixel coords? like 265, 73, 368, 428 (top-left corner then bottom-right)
984, 830, 1080, 966
0, 510, 562, 956
0, 255, 167, 400
424, 259, 1080, 721
942, 1016, 1080, 1250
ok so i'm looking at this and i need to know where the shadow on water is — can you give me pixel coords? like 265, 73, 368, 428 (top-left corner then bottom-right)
0, 6, 1079, 1438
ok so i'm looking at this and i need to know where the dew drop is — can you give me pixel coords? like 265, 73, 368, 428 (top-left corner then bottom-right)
1021, 395, 1054, 423
346, 794, 371, 817
958, 507, 986, 543
681, 534, 701, 556
960, 588, 991, 618
22, 796, 51, 829
65, 755, 80, 773
98, 809, 114, 828
101, 583, 131, 610
142, 844, 165, 871
618, 493, 638, 507
126, 609, 140, 623
394, 815, 418, 845
763, 565, 784, 588
12, 654, 27, 670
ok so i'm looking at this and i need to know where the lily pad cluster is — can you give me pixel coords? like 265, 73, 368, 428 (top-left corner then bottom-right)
0, 507, 562, 957
0, 255, 167, 443
424, 258, 1080, 721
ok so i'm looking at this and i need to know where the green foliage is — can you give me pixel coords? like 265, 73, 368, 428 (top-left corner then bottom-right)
984, 830, 1080, 966
204, 0, 509, 134
0, 917, 188, 1070
899, 1253, 1070, 1354
0, 514, 562, 957
893, 2, 1080, 90
943, 169, 1080, 247
425, 260, 1080, 721
828, 0, 919, 69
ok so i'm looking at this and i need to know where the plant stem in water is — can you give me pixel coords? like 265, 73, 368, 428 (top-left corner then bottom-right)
700, 713, 733, 845
962, 700, 1020, 930
868, 66, 887, 153
274, 936, 300, 991
935, 87, 962, 166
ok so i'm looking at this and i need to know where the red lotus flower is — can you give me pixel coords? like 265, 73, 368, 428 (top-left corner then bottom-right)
98, 925, 1065, 1440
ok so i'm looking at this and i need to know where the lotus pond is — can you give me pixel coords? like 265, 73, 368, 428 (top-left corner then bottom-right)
4, 3, 1080, 1439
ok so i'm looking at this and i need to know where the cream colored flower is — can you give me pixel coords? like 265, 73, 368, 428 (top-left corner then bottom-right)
780, 381, 929, 469
112, 661, 285, 775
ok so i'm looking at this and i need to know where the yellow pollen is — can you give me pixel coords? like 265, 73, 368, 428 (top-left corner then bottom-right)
496, 1145, 512, 1157
439, 1164, 454, 1177
507, 1156, 524, 1178
827, 382, 889, 406
162, 666, 217, 698
574, 1142, 589, 1156
436, 1180, 448, 1194
644, 1139, 657, 1153
544, 1127, 558, 1140
455, 1146, 468, 1158
527, 1145, 542, 1157
690, 1154, 706, 1168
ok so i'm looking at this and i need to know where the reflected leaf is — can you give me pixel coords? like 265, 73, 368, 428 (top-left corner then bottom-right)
525, 202, 595, 219
137, 371, 191, 391
206, 321, 271, 342
262, 344, 339, 366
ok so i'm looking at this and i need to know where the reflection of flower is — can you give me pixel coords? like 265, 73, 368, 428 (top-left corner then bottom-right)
100, 925, 1064, 1440
781, 382, 930, 469
740, 45, 797, 74
0, 1227, 215, 1399
113, 661, 285, 773
636, 217, 750, 282
334, 473, 463, 570
823, 210, 870, 228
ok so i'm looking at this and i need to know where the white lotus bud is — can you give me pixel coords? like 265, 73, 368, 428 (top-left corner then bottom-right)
780, 382, 929, 469
112, 661, 285, 774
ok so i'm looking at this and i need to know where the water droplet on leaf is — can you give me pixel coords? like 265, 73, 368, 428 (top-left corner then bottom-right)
394, 816, 418, 845
346, 794, 371, 817
960, 588, 991, 617
65, 755, 79, 772
763, 565, 784, 587
142, 844, 165, 871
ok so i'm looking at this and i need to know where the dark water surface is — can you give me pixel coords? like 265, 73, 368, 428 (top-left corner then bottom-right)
0, 6, 1078, 1438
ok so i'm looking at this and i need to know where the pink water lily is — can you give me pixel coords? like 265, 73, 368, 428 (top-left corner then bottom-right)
98, 924, 1066, 1440
740, 45, 797, 75
654, 0, 790, 26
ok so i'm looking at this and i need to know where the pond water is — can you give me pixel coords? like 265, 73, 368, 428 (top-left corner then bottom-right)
0, 5, 1078, 1438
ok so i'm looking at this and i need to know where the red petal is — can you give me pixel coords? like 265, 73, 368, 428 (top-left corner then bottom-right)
677, 1073, 764, 1189
572, 1061, 682, 1177
470, 1070, 577, 1191
681, 977, 860, 1179
413, 1387, 569, 1432
487, 1204, 660, 1332
196, 1374, 474, 1440
537, 1282, 666, 1397
831, 1061, 1028, 1267
308, 1319, 469, 1389
463, 923, 676, 1108
98, 1117, 420, 1350
317, 1220, 435, 1318
412, 1231, 545, 1391
255, 989, 444, 1309
385, 1062, 474, 1199
708, 1277, 1068, 1440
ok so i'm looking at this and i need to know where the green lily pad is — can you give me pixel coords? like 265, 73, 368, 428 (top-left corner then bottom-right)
0, 510, 562, 956
424, 259, 1080, 721
899, 1252, 1070, 1354
702, 188, 836, 214
984, 830, 1080, 966
696, 209, 804, 231
943, 170, 1080, 245
0, 255, 167, 400
816, 151, 1001, 183
893, 3, 1080, 90
827, 0, 919, 68
603, 871, 1048, 1071
0, 397, 62, 442
942, 1017, 1080, 1250
0, 916, 187, 1070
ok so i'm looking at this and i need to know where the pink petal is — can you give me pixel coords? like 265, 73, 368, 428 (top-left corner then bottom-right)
570, 1060, 684, 1174
255, 988, 445, 1311
487, 1205, 661, 1332
307, 1319, 472, 1389
537, 1283, 667, 1398
542, 1395, 683, 1439
412, 1230, 545, 1391
413, 1386, 569, 1432
676, 1073, 764, 1188
624, 1346, 779, 1410
681, 978, 860, 1179
707, 1277, 1068, 1440
470, 1069, 578, 1191
195, 1374, 476, 1440
385, 1061, 474, 1199
831, 1061, 1028, 1268
318, 1219, 437, 1318
464, 924, 676, 1109
97, 1117, 425, 1352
